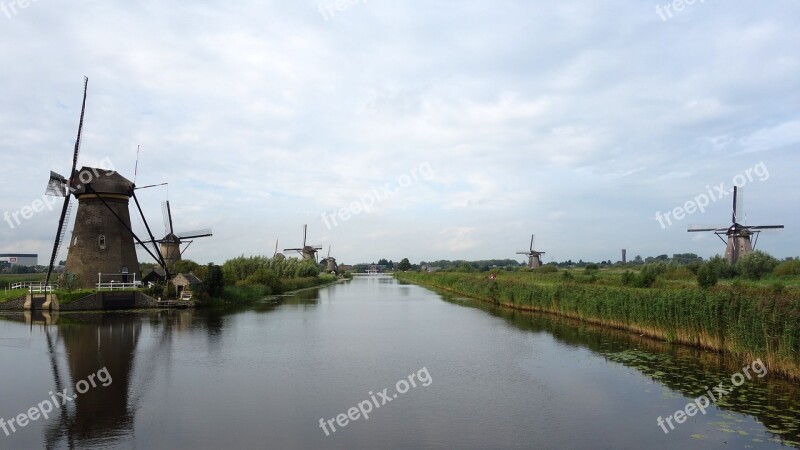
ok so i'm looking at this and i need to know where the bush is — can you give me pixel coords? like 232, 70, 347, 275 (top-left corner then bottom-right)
561, 270, 574, 280
706, 255, 738, 279
620, 271, 635, 286
536, 265, 558, 274
736, 251, 779, 280
584, 263, 600, 273
775, 259, 800, 277
696, 264, 718, 289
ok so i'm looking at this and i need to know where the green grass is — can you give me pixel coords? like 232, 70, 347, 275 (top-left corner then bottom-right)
0, 289, 27, 303
397, 271, 800, 380
55, 290, 95, 305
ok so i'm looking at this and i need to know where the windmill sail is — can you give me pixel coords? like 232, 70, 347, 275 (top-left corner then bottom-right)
45, 77, 88, 287
45, 171, 68, 197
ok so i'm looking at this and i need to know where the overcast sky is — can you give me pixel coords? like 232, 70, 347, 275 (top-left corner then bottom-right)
1, 0, 798, 267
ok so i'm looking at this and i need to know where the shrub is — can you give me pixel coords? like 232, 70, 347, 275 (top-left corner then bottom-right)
736, 251, 779, 280
706, 255, 738, 279
536, 265, 558, 274
562, 270, 574, 280
696, 264, 718, 289
584, 263, 600, 273
620, 271, 635, 286
774, 259, 800, 277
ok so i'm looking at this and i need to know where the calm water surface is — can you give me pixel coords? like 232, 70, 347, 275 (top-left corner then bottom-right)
1, 277, 798, 449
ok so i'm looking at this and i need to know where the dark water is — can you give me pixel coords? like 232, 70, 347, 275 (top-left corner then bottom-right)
0, 277, 798, 449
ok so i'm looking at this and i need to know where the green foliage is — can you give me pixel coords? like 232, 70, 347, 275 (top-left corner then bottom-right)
736, 251, 779, 280
584, 263, 599, 273
173, 259, 200, 274
562, 270, 574, 280
398, 258, 412, 272
536, 264, 558, 274
61, 272, 79, 293
775, 259, 800, 277
620, 271, 635, 286
696, 264, 718, 289
707, 255, 738, 279
203, 264, 225, 297
222, 255, 320, 284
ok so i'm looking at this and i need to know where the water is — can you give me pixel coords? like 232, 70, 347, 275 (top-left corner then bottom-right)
0, 277, 798, 449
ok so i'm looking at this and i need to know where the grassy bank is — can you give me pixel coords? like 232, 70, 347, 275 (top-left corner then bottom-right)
209, 275, 339, 307
396, 271, 800, 380
0, 289, 27, 303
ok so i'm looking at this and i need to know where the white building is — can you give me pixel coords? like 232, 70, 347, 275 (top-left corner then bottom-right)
0, 254, 38, 267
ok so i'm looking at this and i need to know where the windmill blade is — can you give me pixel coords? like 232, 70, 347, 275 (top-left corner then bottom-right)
45, 171, 68, 197
687, 224, 728, 232
161, 201, 171, 236
45, 77, 88, 286
166, 201, 175, 235
303, 224, 308, 247
327, 245, 331, 258
530, 234, 535, 252
731, 186, 739, 223
748, 225, 784, 230
67, 77, 89, 181
274, 239, 279, 258
175, 229, 212, 239
735, 187, 744, 223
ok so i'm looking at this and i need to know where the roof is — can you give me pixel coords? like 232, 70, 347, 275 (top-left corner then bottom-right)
71, 167, 133, 197
172, 273, 203, 286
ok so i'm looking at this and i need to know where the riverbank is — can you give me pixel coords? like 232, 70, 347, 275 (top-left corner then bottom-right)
205, 275, 343, 307
395, 271, 800, 380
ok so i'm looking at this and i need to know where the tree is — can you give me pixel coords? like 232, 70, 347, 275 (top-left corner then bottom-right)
736, 251, 779, 280
173, 259, 200, 274
203, 264, 225, 297
398, 258, 412, 272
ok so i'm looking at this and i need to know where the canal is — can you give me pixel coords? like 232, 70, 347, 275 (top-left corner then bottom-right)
0, 276, 798, 449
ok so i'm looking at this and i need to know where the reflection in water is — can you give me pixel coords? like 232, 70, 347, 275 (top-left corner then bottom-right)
452, 296, 800, 447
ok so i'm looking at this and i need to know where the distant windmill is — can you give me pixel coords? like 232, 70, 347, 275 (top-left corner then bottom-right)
517, 234, 546, 269
272, 239, 285, 259
322, 245, 337, 273
688, 187, 783, 264
284, 224, 323, 262
156, 200, 212, 268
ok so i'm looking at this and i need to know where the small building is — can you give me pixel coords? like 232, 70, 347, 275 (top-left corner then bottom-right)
142, 267, 167, 285
171, 273, 203, 297
0, 254, 38, 267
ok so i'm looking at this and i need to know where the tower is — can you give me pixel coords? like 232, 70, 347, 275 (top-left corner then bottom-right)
63, 167, 140, 287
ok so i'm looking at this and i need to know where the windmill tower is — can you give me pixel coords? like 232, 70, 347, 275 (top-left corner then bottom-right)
157, 200, 212, 269
688, 187, 784, 264
323, 245, 337, 273
517, 234, 546, 269
284, 224, 323, 262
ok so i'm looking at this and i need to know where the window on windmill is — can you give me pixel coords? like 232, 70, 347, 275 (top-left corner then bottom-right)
98, 235, 107, 250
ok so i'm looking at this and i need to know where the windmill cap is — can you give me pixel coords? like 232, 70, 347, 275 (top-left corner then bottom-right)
71, 166, 133, 197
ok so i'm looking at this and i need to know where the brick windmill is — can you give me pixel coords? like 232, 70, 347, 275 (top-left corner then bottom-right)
44, 78, 172, 289
284, 224, 323, 262
157, 200, 212, 268
517, 234, 546, 269
688, 187, 783, 263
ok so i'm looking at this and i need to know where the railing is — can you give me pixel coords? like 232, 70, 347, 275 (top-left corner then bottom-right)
10, 282, 57, 293
95, 281, 143, 291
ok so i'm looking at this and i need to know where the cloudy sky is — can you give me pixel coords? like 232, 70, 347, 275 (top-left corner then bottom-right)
1, 0, 798, 267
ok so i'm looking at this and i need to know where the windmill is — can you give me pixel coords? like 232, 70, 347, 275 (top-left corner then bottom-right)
517, 234, 546, 269
284, 224, 323, 262
157, 200, 213, 268
272, 239, 285, 259
688, 186, 783, 264
44, 78, 172, 290
322, 245, 337, 273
